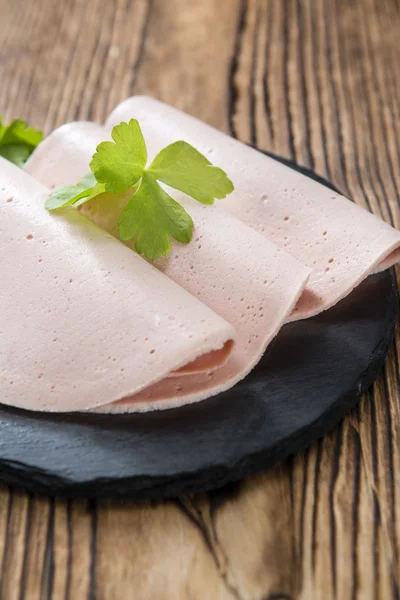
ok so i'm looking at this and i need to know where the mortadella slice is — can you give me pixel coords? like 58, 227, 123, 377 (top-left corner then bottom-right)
105, 96, 400, 320
25, 122, 310, 413
0, 157, 237, 412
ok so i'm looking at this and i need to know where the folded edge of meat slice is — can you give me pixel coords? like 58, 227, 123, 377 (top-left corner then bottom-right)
0, 157, 237, 412
104, 96, 400, 321
25, 123, 311, 413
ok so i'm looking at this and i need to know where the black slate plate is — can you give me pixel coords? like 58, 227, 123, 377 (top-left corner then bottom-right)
0, 154, 397, 499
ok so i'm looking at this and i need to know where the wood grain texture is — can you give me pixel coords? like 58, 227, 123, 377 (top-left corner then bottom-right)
0, 0, 399, 597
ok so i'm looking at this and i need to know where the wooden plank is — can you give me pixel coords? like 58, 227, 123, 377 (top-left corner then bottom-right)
0, 0, 399, 598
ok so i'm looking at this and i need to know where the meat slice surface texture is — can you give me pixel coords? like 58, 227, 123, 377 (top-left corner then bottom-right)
25, 122, 310, 413
0, 157, 237, 412
104, 96, 400, 320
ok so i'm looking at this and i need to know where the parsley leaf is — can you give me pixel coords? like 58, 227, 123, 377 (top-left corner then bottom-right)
148, 141, 234, 205
74, 182, 107, 207
0, 145, 32, 167
45, 174, 97, 210
90, 119, 147, 194
0, 117, 43, 167
46, 119, 234, 261
119, 172, 194, 261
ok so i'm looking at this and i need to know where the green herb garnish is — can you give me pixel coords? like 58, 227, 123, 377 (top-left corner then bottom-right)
46, 119, 234, 261
90, 120, 147, 193
45, 174, 98, 210
0, 117, 43, 167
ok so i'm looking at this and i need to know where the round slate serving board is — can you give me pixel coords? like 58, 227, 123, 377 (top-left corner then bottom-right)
0, 155, 398, 499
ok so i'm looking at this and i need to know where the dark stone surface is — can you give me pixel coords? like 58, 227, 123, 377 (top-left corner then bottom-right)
0, 157, 397, 499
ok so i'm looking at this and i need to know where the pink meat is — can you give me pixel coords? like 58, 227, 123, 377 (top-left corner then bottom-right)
25, 123, 310, 413
0, 157, 237, 412
105, 96, 400, 320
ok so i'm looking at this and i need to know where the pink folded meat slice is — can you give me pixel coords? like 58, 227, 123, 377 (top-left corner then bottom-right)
25, 123, 310, 413
105, 96, 400, 320
0, 157, 237, 412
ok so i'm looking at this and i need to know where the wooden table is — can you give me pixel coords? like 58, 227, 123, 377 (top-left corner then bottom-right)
1, 0, 399, 598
